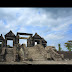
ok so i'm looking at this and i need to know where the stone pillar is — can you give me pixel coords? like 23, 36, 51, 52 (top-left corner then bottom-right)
28, 40, 31, 47
5, 48, 14, 62
45, 43, 47, 47
33, 40, 35, 46
17, 35, 19, 44
5, 39, 7, 47
40, 40, 42, 45
2, 41, 4, 47
31, 40, 33, 47
13, 44, 17, 62
13, 38, 15, 47
18, 38, 19, 43
27, 40, 28, 47
13, 40, 14, 47
16, 35, 19, 44
19, 48, 25, 61
1, 41, 3, 48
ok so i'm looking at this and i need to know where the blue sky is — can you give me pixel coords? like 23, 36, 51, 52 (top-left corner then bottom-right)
0, 8, 72, 51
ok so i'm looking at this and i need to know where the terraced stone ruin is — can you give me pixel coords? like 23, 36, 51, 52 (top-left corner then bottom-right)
0, 30, 64, 62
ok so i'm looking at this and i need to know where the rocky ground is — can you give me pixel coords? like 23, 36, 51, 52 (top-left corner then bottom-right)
0, 60, 72, 64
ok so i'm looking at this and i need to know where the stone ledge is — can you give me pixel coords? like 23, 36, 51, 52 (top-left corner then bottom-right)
0, 61, 72, 64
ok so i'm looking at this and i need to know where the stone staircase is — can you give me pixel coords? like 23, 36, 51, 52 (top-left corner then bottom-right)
5, 46, 17, 62
45, 46, 64, 61
50, 49, 63, 61
5, 48, 14, 62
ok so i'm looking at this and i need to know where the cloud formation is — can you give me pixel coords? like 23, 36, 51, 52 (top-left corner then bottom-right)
0, 8, 72, 51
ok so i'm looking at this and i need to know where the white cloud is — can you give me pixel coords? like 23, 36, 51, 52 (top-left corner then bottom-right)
44, 33, 65, 40
0, 8, 72, 50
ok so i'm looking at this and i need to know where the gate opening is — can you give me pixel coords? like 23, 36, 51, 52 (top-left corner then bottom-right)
35, 40, 40, 45
19, 39, 27, 47
0, 42, 2, 48
35, 42, 37, 45
7, 40, 13, 48
19, 35, 30, 47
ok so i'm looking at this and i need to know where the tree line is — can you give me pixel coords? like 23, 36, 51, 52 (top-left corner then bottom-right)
58, 40, 72, 51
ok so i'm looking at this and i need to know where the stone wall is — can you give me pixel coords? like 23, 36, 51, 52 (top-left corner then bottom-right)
26, 44, 48, 61
57, 51, 72, 60
45, 46, 64, 61
0, 44, 65, 62
5, 48, 14, 62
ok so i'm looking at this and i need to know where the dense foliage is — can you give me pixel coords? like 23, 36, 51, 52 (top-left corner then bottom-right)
65, 40, 72, 51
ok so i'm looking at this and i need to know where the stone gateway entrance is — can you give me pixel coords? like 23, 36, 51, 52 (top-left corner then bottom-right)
0, 30, 64, 62
4, 30, 16, 47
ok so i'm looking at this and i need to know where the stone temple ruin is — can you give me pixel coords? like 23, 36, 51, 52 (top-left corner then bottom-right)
0, 30, 64, 62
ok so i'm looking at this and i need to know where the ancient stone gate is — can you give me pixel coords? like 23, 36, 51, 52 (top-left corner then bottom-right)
0, 30, 47, 62
0, 30, 47, 48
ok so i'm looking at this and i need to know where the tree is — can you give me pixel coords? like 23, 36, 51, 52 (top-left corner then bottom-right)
65, 40, 72, 51
58, 44, 62, 51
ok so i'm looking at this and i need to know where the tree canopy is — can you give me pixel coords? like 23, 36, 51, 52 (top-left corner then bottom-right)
65, 40, 72, 51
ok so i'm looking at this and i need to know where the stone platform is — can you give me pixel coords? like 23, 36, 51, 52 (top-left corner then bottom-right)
0, 61, 72, 64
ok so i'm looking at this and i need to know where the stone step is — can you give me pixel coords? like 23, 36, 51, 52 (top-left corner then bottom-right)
6, 48, 13, 54
27, 44, 47, 61
5, 54, 14, 62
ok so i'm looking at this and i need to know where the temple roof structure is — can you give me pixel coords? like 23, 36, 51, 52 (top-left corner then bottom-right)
0, 34, 4, 41
33, 33, 42, 39
5, 30, 15, 37
42, 38, 47, 43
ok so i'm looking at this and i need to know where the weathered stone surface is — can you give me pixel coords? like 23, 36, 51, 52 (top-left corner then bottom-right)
21, 44, 29, 60
1, 47, 6, 55
0, 44, 64, 62
22, 44, 26, 49
57, 51, 72, 60
19, 48, 24, 61
27, 44, 47, 61
45, 46, 56, 51
45, 46, 64, 61
18, 44, 29, 61
5, 48, 16, 62
13, 46, 17, 61
6, 48, 13, 54
6, 54, 14, 62
0, 30, 70, 63
0, 55, 4, 62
